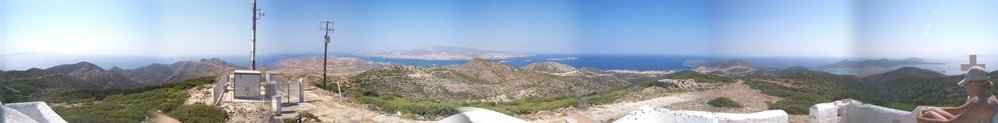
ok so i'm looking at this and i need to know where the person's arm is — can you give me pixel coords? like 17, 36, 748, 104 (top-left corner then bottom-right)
917, 111, 952, 123
940, 98, 978, 115
917, 117, 948, 123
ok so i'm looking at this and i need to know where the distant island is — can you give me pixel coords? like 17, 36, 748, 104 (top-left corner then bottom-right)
357, 46, 533, 60
818, 58, 943, 68
687, 59, 760, 77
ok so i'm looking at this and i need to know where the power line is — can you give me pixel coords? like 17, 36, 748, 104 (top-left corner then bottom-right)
261, 47, 324, 58
320, 21, 340, 97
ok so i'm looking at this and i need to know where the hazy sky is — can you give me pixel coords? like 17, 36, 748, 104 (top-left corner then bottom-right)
2, 0, 997, 58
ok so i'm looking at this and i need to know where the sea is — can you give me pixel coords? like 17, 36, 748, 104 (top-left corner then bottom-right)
3, 54, 995, 75
352, 54, 996, 75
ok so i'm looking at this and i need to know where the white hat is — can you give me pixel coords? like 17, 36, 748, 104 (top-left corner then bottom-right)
959, 66, 990, 87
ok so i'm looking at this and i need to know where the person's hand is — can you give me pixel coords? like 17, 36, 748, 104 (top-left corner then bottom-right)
916, 108, 949, 123
917, 109, 928, 118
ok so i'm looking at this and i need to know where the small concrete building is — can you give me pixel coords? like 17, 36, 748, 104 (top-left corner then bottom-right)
233, 70, 263, 100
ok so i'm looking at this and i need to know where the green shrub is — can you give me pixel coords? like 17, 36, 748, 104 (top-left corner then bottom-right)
355, 94, 459, 119
299, 112, 321, 122
54, 76, 218, 122
166, 104, 230, 123
281, 112, 321, 123
707, 97, 743, 108
765, 91, 832, 114
312, 79, 340, 92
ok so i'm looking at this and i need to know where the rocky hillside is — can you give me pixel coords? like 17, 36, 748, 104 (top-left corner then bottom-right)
273, 56, 387, 80
746, 65, 998, 112
863, 67, 946, 84
1, 68, 96, 102
349, 58, 630, 103
2, 62, 146, 102
113, 58, 236, 86
861, 67, 964, 105
1, 58, 237, 102
521, 61, 587, 76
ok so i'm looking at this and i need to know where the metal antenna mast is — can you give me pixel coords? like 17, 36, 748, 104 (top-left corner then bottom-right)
320, 21, 339, 96
251, 0, 264, 70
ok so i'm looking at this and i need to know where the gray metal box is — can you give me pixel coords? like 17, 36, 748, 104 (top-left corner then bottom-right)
233, 70, 262, 100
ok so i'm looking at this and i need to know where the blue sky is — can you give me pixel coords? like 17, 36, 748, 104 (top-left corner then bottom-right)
2, 0, 997, 59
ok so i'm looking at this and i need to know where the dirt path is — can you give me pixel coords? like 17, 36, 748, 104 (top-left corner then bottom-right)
280, 86, 430, 123
663, 80, 780, 113
570, 93, 694, 122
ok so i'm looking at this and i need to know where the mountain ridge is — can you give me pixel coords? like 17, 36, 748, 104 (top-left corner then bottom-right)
1, 58, 237, 102
45, 61, 145, 90
819, 58, 943, 68
116, 58, 236, 86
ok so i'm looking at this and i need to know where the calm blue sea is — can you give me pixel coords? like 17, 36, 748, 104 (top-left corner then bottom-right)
352, 54, 844, 71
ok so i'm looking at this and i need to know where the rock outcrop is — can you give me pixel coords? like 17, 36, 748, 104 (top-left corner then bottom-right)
657, 79, 697, 88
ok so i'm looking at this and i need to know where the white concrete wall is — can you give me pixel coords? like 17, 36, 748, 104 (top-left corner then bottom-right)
4, 102, 67, 123
809, 100, 916, 123
614, 105, 788, 123
438, 107, 527, 123
4, 105, 40, 123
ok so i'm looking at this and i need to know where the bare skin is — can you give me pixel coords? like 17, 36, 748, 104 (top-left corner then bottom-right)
917, 80, 998, 123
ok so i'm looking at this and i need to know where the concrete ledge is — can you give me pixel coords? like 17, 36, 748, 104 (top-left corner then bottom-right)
614, 105, 788, 123
809, 99, 915, 123
4, 101, 67, 123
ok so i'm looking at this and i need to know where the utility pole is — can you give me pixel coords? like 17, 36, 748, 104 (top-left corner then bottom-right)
320, 21, 339, 97
251, 0, 264, 70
